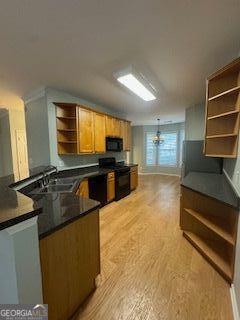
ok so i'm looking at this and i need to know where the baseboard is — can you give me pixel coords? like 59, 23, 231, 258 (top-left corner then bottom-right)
231, 285, 240, 320
139, 172, 181, 177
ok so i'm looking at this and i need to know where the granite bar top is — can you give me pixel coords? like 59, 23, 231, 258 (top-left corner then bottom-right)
181, 172, 239, 209
32, 193, 100, 239
0, 162, 138, 237
0, 175, 42, 231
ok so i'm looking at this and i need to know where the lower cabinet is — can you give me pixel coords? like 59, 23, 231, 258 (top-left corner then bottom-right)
107, 172, 115, 202
76, 179, 89, 198
39, 209, 100, 320
130, 166, 138, 190
180, 186, 238, 283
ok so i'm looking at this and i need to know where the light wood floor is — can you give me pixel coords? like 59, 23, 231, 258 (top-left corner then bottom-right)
75, 175, 233, 320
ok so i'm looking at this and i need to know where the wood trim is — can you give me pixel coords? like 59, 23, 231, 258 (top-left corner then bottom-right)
207, 57, 240, 80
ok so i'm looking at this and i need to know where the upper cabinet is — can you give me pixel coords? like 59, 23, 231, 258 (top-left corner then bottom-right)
56, 103, 78, 155
54, 103, 131, 155
121, 120, 131, 151
204, 57, 240, 158
78, 107, 94, 153
105, 115, 115, 137
94, 112, 106, 153
105, 116, 121, 137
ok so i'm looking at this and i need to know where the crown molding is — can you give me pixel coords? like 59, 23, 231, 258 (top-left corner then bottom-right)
22, 87, 46, 104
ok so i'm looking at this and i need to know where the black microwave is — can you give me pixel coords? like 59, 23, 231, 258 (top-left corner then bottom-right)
106, 137, 123, 152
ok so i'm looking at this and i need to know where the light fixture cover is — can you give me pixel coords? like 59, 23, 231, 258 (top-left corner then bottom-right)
114, 66, 156, 101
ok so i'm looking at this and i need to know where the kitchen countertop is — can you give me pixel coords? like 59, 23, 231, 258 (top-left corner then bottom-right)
181, 172, 239, 209
0, 162, 138, 237
0, 174, 42, 231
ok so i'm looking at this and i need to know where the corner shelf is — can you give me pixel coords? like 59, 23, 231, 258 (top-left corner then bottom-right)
55, 102, 78, 155
206, 133, 238, 139
180, 186, 238, 283
58, 141, 77, 144
204, 57, 240, 158
207, 109, 239, 120
57, 128, 76, 132
183, 208, 234, 245
183, 231, 232, 283
208, 86, 240, 101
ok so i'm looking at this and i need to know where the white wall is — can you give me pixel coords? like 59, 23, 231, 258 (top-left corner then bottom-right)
185, 104, 205, 140
25, 87, 128, 170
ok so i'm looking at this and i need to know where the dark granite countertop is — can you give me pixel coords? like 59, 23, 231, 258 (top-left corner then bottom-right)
125, 163, 138, 168
181, 172, 239, 209
0, 175, 42, 231
32, 192, 100, 239
0, 162, 138, 238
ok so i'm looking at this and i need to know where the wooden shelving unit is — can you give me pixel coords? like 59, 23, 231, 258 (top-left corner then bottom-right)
56, 103, 78, 155
180, 186, 238, 283
204, 57, 240, 158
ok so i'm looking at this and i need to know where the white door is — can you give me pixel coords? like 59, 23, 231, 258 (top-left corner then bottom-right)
15, 130, 29, 180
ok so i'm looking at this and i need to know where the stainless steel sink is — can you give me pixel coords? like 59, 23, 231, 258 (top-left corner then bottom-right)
40, 184, 74, 193
30, 182, 76, 195
49, 177, 76, 185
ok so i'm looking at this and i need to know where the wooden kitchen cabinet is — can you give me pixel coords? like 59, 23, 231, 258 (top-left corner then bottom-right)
76, 179, 89, 198
54, 102, 131, 154
105, 115, 115, 137
94, 112, 106, 153
107, 172, 115, 202
113, 118, 121, 137
78, 107, 94, 153
40, 209, 100, 320
122, 121, 131, 151
130, 166, 138, 190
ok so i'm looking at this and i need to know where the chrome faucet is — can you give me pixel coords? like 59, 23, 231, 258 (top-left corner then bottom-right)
41, 165, 58, 187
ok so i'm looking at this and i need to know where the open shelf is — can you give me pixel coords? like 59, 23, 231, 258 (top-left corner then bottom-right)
57, 116, 76, 120
183, 231, 232, 282
180, 186, 238, 283
208, 86, 240, 101
205, 135, 238, 158
57, 128, 76, 132
207, 109, 239, 120
205, 154, 236, 158
183, 208, 234, 245
206, 133, 238, 139
58, 141, 77, 144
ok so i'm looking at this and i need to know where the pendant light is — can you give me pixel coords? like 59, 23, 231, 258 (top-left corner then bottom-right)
153, 118, 164, 146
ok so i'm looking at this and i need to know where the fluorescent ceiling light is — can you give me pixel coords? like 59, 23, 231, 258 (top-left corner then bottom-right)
117, 73, 156, 101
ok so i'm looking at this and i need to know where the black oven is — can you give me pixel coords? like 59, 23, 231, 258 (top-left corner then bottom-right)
115, 169, 130, 201
106, 137, 123, 152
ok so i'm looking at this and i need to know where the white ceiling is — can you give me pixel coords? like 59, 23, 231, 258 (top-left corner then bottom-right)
0, 0, 239, 125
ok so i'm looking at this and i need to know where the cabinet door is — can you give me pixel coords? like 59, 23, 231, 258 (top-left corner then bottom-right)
94, 113, 106, 153
107, 172, 115, 202
105, 115, 114, 137
78, 107, 94, 153
130, 169, 138, 190
122, 121, 131, 151
126, 121, 131, 151
113, 118, 121, 137
77, 179, 89, 198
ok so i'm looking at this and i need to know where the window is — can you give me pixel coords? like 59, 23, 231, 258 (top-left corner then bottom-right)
146, 130, 184, 167
146, 132, 156, 165
158, 132, 177, 166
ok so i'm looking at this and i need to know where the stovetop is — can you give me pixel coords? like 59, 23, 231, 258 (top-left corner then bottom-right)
98, 157, 130, 173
